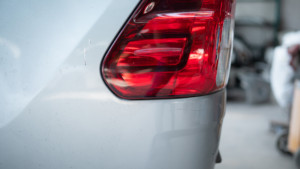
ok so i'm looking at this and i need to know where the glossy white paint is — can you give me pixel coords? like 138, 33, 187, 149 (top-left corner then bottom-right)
0, 0, 226, 169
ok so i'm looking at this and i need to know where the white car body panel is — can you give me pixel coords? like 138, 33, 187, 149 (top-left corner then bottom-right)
0, 0, 226, 169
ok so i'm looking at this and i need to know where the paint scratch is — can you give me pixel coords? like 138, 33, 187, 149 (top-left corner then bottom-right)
83, 48, 87, 66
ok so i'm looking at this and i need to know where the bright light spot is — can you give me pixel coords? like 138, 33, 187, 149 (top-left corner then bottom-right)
190, 49, 204, 59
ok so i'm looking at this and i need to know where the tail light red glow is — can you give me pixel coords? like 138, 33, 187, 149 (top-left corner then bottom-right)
101, 0, 236, 99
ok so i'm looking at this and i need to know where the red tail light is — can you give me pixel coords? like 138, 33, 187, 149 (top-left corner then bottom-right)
101, 0, 236, 99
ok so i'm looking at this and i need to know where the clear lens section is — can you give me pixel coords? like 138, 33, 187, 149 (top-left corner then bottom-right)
216, 17, 235, 87
102, 0, 236, 99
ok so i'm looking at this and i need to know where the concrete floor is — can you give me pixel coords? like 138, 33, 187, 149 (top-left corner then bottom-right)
216, 102, 297, 169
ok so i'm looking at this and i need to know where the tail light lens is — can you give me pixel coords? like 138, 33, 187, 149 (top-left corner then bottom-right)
101, 0, 236, 99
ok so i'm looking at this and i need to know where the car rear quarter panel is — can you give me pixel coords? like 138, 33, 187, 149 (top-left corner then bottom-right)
0, 0, 226, 169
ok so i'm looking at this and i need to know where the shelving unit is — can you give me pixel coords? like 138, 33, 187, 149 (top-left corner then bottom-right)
236, 0, 281, 45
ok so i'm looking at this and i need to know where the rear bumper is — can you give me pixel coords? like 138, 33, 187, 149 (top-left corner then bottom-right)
144, 90, 226, 169
0, 89, 226, 169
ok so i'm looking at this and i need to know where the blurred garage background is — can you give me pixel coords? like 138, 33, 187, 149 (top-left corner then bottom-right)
216, 0, 300, 168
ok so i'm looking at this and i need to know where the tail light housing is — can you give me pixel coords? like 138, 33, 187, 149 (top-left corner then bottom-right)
101, 0, 236, 99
